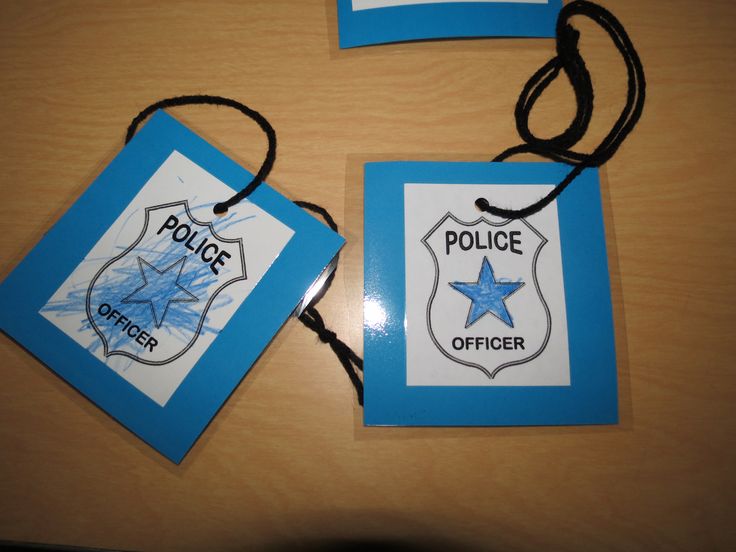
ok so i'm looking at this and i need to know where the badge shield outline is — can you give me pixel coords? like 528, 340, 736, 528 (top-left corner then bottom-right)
85, 200, 246, 365
421, 212, 551, 379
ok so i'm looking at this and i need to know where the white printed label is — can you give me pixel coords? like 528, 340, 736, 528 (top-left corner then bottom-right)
41, 151, 294, 406
403, 183, 569, 386
352, 0, 548, 11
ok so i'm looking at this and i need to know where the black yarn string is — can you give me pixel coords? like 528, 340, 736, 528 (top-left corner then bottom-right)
125, 94, 277, 215
295, 201, 364, 406
475, 0, 646, 219
126, 97, 364, 405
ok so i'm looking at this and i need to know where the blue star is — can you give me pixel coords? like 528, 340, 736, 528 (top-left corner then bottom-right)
450, 257, 524, 328
122, 256, 198, 328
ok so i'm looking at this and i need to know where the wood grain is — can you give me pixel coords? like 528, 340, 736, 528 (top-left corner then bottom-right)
1, 1, 734, 551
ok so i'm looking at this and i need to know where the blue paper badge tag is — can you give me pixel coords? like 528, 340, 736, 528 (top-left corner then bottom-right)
363, 161, 617, 426
337, 0, 563, 48
0, 111, 344, 462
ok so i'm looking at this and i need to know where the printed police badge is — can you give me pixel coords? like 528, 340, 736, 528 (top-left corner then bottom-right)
86, 200, 246, 366
422, 212, 550, 380
402, 180, 571, 388
364, 162, 618, 427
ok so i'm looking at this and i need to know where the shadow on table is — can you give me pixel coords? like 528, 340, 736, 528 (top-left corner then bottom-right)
0, 539, 484, 552
261, 537, 483, 552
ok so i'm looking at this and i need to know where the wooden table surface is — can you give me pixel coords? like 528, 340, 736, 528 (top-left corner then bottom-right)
1, 1, 734, 551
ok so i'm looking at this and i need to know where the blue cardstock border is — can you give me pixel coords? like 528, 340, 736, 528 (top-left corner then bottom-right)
363, 161, 618, 426
337, 0, 562, 48
0, 111, 345, 463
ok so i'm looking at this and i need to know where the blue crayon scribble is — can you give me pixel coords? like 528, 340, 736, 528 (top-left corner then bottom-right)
41, 200, 252, 370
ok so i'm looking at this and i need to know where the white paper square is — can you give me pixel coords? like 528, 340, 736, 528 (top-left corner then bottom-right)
404, 183, 570, 386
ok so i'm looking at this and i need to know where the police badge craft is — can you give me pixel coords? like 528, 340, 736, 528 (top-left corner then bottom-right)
337, 0, 563, 48
0, 99, 345, 463
364, 162, 616, 425
363, 1, 645, 426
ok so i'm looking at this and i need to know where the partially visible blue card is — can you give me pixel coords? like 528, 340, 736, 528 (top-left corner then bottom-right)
0, 111, 344, 463
363, 161, 617, 426
337, 0, 562, 48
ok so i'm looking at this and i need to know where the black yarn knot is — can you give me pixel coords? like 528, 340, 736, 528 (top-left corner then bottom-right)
317, 328, 337, 344
299, 306, 364, 406
558, 25, 580, 59
293, 201, 364, 406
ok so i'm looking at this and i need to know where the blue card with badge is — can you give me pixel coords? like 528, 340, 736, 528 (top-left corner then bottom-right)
0, 111, 344, 463
337, 0, 563, 48
363, 161, 617, 426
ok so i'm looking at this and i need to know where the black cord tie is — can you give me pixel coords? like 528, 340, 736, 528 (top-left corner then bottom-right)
294, 201, 364, 406
475, 0, 646, 219
126, 98, 364, 405
125, 94, 277, 215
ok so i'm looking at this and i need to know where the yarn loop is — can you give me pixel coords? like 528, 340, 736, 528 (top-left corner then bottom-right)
476, 0, 646, 219
125, 94, 277, 215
